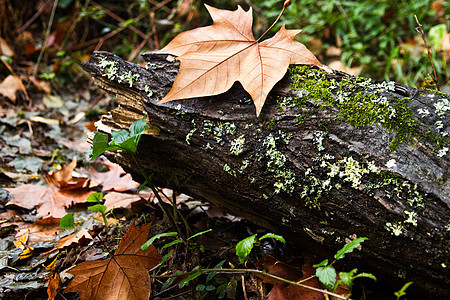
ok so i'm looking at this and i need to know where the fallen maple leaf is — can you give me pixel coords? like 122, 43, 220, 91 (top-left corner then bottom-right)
90, 160, 139, 192
14, 216, 63, 246
64, 222, 162, 300
256, 256, 326, 300
158, 3, 326, 116
103, 191, 142, 212
5, 158, 94, 218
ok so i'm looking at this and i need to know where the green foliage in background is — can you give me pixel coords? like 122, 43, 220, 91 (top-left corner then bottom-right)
205, 0, 449, 88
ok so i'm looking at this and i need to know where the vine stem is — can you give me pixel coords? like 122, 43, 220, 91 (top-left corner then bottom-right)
151, 267, 348, 299
130, 151, 180, 233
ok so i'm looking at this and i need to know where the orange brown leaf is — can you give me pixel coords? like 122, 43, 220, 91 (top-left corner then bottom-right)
5, 158, 94, 218
158, 4, 324, 116
64, 222, 162, 300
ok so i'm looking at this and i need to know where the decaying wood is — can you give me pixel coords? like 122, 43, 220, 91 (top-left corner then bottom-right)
82, 51, 449, 297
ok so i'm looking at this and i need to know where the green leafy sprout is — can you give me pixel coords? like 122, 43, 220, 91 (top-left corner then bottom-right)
88, 118, 190, 237
313, 237, 376, 292
235, 233, 286, 263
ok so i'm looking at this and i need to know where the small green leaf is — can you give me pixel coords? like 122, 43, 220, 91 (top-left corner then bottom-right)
161, 276, 176, 291
236, 234, 257, 263
206, 260, 226, 283
141, 231, 178, 250
313, 259, 328, 268
334, 237, 368, 260
187, 229, 212, 241
160, 239, 183, 250
111, 129, 130, 143
137, 179, 148, 193
259, 233, 285, 243
60, 213, 74, 229
316, 265, 337, 290
339, 268, 358, 288
89, 132, 109, 161
179, 271, 202, 288
88, 204, 107, 214
394, 281, 413, 299
353, 272, 377, 282
196, 284, 206, 291
216, 284, 227, 298
86, 192, 103, 203
130, 118, 149, 136
115, 136, 138, 153
161, 251, 174, 263
205, 285, 215, 291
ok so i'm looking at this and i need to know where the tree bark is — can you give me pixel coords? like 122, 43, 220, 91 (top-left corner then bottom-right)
82, 51, 450, 298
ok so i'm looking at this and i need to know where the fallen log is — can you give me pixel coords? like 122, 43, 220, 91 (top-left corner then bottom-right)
81, 51, 449, 297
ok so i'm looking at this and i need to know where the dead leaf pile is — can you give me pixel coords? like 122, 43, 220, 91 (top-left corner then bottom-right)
158, 4, 326, 116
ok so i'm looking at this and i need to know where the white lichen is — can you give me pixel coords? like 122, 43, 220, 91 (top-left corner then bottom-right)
437, 147, 448, 157
386, 222, 403, 236
404, 211, 418, 226
185, 128, 197, 145
434, 98, 450, 118
230, 135, 245, 156
99, 58, 119, 80
313, 131, 327, 151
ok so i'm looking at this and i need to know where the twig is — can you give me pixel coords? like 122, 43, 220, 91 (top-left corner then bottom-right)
91, 1, 147, 39
33, 0, 59, 80
414, 15, 440, 91
152, 268, 348, 299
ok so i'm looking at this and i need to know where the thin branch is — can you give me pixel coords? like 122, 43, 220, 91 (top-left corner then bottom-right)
414, 15, 440, 91
151, 268, 348, 299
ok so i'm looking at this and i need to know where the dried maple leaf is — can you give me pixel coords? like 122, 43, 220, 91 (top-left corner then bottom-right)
5, 158, 94, 218
90, 160, 139, 192
64, 222, 162, 300
256, 256, 327, 300
103, 191, 142, 212
158, 4, 326, 116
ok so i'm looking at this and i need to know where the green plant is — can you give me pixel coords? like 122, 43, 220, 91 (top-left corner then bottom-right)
59, 192, 112, 230
141, 229, 212, 251
86, 192, 110, 231
313, 237, 376, 292
88, 118, 190, 236
395, 281, 414, 300
235, 233, 286, 263
60, 212, 75, 229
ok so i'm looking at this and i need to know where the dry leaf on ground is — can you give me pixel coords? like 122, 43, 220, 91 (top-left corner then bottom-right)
90, 160, 139, 192
256, 256, 326, 300
14, 216, 63, 246
158, 4, 324, 116
0, 75, 22, 103
5, 158, 94, 218
64, 222, 162, 300
103, 192, 142, 212
55, 228, 93, 250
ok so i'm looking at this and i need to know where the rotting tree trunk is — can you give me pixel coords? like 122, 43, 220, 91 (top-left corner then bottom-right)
82, 51, 449, 298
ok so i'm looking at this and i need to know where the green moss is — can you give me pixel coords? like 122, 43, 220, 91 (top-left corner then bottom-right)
289, 66, 423, 150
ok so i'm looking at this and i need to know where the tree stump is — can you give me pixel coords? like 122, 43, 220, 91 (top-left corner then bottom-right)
82, 51, 449, 297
